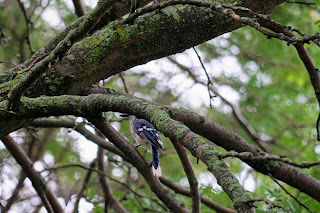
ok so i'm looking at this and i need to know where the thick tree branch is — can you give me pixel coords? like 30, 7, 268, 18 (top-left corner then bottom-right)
0, 0, 285, 137
220, 151, 320, 168
168, 108, 320, 202
3, 93, 319, 202
28, 117, 237, 212
6, 0, 118, 107
1, 0, 285, 99
1, 94, 254, 211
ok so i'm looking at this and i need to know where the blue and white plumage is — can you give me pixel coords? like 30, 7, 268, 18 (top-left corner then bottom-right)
128, 115, 163, 177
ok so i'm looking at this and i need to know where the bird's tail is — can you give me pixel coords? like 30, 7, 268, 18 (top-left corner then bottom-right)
151, 146, 162, 177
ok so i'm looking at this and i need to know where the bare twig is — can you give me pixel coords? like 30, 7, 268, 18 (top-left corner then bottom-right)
43, 162, 166, 210
269, 174, 313, 213
28, 118, 128, 161
119, 73, 130, 94
27, 53, 48, 68
192, 47, 216, 108
167, 56, 270, 152
16, 0, 34, 55
0, 61, 22, 71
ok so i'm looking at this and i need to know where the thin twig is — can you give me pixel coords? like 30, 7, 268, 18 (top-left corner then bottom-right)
119, 73, 130, 94
16, 0, 34, 55
27, 53, 48, 68
167, 56, 269, 152
28, 118, 128, 161
251, 197, 287, 211
72, 160, 96, 213
192, 47, 216, 108
269, 174, 313, 213
0, 61, 22, 71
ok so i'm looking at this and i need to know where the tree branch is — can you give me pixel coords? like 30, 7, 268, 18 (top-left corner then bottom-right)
72, 160, 96, 213
220, 151, 320, 168
72, 0, 86, 17
172, 140, 200, 213
97, 147, 130, 213
167, 56, 270, 152
6, 0, 119, 108
0, 135, 64, 213
5, 128, 53, 211
29, 118, 128, 161
3, 92, 320, 202
16, 0, 34, 55
159, 176, 236, 213
88, 115, 189, 213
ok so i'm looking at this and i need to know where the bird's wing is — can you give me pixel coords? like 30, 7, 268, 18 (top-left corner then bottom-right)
133, 119, 163, 150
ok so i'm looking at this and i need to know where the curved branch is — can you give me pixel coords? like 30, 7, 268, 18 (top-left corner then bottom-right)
2, 0, 284, 99
3, 93, 320, 202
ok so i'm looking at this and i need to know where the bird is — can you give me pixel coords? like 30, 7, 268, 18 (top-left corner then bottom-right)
121, 114, 163, 177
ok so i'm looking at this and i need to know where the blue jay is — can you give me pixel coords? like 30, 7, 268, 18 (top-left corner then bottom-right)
121, 114, 163, 177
